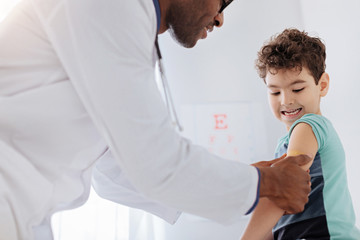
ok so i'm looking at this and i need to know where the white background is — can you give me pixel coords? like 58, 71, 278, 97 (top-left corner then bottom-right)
1, 0, 359, 239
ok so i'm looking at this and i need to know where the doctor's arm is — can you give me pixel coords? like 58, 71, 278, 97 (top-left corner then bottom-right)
241, 123, 317, 240
92, 150, 181, 224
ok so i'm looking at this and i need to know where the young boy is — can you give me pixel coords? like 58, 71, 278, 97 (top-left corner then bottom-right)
241, 29, 360, 239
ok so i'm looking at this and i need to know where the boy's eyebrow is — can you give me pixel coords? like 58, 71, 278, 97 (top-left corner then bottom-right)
267, 79, 307, 88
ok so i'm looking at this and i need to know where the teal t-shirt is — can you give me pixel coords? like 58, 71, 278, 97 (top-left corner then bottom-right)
273, 114, 360, 239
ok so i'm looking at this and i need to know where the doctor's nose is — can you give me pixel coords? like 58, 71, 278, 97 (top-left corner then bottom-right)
214, 12, 224, 28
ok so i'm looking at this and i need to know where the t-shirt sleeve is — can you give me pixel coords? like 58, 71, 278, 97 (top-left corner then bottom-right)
288, 114, 329, 150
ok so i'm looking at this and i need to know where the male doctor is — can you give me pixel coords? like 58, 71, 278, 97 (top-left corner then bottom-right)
0, 0, 311, 239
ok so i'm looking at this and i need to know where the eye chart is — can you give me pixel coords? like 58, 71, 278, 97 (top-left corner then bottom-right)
180, 102, 268, 164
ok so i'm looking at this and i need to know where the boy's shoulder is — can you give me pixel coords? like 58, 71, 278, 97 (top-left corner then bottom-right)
276, 114, 334, 154
297, 113, 328, 123
290, 114, 338, 149
290, 114, 331, 133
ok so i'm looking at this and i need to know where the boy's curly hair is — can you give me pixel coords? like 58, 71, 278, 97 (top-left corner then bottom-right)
255, 28, 326, 84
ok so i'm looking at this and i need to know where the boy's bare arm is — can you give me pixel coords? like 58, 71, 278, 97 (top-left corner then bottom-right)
241, 198, 281, 240
241, 123, 317, 240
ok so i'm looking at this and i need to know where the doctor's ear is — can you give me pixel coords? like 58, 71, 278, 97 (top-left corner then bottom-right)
319, 72, 330, 97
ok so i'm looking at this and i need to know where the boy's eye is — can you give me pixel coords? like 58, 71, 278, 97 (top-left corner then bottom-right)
293, 87, 305, 93
270, 92, 280, 96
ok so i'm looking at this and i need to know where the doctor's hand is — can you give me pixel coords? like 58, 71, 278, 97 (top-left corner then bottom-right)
251, 154, 286, 168
255, 154, 312, 214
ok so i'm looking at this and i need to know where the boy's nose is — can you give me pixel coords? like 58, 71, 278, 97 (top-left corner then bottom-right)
281, 94, 294, 105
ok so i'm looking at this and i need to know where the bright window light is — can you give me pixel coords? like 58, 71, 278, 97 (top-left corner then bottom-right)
0, 0, 21, 21
52, 188, 130, 240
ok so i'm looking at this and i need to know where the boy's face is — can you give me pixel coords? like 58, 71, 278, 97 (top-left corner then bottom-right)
265, 67, 329, 130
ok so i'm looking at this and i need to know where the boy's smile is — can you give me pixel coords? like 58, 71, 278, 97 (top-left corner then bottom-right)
265, 67, 329, 130
281, 107, 302, 119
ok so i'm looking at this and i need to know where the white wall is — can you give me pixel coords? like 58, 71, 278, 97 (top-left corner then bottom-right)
156, 0, 360, 238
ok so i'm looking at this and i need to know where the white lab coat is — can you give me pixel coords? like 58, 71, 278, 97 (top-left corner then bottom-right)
0, 0, 259, 239
92, 150, 181, 224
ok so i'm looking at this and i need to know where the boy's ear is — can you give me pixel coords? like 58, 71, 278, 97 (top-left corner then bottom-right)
319, 72, 330, 97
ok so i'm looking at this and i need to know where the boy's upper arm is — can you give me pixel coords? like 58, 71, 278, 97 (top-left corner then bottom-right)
287, 122, 318, 171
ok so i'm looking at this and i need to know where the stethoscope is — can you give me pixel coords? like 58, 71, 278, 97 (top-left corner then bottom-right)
155, 36, 183, 132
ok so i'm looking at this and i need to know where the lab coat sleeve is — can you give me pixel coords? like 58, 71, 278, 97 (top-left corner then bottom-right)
33, 0, 259, 224
92, 150, 181, 224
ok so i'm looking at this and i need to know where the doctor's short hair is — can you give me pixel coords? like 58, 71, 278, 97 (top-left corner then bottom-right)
255, 28, 326, 85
